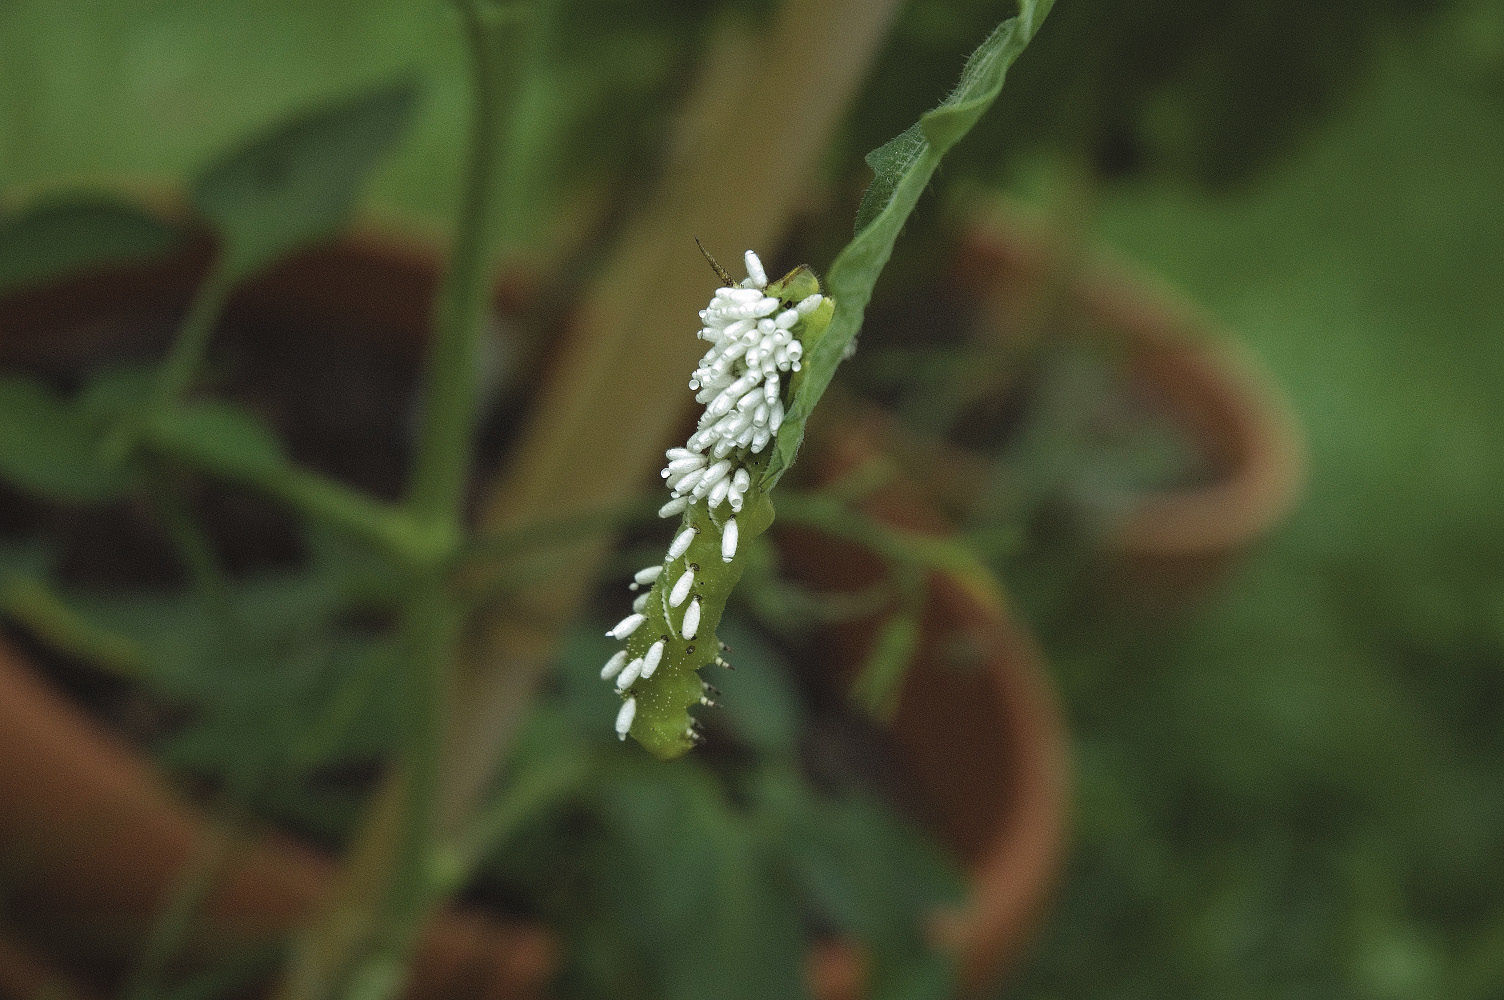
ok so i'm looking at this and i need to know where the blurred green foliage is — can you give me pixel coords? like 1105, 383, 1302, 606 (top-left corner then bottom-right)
191, 76, 420, 281
859, 0, 1453, 188
3, 526, 966, 1000
1003, 19, 1504, 999
0, 196, 180, 295
2, 1, 1501, 998
0, 0, 1471, 233
484, 621, 964, 1000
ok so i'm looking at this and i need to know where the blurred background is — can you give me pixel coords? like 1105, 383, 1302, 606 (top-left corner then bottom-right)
2, 1, 1502, 997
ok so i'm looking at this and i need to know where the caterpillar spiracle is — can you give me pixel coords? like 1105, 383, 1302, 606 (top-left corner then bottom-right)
603, 249, 834, 760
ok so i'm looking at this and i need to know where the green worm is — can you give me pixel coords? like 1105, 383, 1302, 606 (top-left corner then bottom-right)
601, 251, 833, 760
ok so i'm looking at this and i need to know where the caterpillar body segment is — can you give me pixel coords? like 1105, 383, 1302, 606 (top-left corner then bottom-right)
603, 249, 833, 757
618, 489, 773, 759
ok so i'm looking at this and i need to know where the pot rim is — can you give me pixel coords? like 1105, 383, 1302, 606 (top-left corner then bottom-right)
956, 200, 1306, 561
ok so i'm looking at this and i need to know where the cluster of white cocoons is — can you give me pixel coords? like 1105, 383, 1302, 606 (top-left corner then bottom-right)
608, 251, 822, 742
660, 249, 821, 512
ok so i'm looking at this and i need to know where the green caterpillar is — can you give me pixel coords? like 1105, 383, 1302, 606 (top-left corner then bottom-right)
603, 254, 833, 760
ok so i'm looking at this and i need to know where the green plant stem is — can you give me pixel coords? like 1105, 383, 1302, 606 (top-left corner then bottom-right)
453, 497, 658, 614
849, 564, 924, 718
406, 1, 523, 527
101, 257, 235, 464
742, 562, 897, 628
430, 753, 589, 898
365, 1, 526, 960
817, 450, 903, 505
366, 585, 456, 984
152, 258, 236, 407
142, 417, 448, 568
279, 7, 527, 998
279, 595, 456, 1000
776, 490, 997, 585
354, 0, 526, 982
0, 575, 147, 679
370, 0, 528, 959
147, 473, 230, 612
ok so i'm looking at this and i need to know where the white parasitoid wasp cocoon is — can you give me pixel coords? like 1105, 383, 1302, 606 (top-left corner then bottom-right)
599, 245, 834, 759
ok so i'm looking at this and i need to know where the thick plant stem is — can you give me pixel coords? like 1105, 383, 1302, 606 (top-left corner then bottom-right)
407, 1, 521, 527
356, 586, 455, 993
443, 0, 906, 830
276, 4, 523, 998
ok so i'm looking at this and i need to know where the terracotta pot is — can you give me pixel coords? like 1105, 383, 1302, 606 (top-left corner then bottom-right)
0, 232, 552, 999
0, 226, 1067, 997
902, 203, 1306, 606
0, 636, 556, 999
793, 417, 1068, 997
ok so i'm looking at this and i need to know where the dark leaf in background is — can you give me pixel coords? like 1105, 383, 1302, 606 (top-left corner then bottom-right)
0, 374, 130, 502
191, 76, 421, 280
0, 194, 181, 295
589, 768, 810, 1000
754, 769, 964, 980
713, 619, 807, 758
484, 628, 965, 1000
62, 559, 405, 827
75, 365, 157, 423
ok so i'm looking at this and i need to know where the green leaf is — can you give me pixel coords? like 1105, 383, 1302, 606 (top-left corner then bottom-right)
149, 400, 288, 481
850, 610, 922, 720
753, 770, 964, 993
763, 0, 1055, 485
0, 537, 55, 584
591, 768, 810, 1000
191, 76, 421, 280
64, 562, 403, 805
76, 365, 158, 422
0, 194, 181, 295
852, 123, 926, 236
157, 636, 400, 789
0, 374, 130, 502
713, 620, 807, 758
